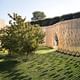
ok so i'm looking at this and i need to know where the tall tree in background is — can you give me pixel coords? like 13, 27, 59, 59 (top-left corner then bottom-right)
31, 11, 46, 21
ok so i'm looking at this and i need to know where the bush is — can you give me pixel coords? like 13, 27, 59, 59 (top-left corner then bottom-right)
73, 12, 80, 19
0, 13, 44, 57
60, 14, 73, 21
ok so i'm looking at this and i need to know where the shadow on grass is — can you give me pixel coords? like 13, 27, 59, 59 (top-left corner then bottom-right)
37, 46, 53, 50
0, 59, 32, 80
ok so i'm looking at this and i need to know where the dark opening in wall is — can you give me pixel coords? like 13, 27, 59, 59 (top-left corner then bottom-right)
54, 33, 58, 47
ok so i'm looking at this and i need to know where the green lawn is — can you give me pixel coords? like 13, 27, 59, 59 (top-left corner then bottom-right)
0, 47, 80, 80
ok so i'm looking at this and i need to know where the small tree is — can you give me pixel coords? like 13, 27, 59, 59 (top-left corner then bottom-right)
0, 13, 44, 57
31, 11, 46, 21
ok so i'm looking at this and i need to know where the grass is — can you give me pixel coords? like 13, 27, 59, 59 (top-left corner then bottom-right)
0, 47, 80, 80
35, 47, 55, 54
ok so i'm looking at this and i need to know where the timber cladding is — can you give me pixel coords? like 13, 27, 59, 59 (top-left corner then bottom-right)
45, 18, 80, 55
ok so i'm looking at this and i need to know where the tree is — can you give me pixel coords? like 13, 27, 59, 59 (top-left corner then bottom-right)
31, 11, 46, 21
0, 13, 44, 58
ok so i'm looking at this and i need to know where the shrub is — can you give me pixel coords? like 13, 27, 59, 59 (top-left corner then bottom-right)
0, 13, 44, 57
60, 14, 73, 21
73, 12, 80, 19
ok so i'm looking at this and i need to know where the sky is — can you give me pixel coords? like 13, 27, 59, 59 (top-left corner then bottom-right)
0, 0, 80, 24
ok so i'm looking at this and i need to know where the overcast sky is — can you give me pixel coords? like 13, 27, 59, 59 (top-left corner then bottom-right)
0, 0, 80, 24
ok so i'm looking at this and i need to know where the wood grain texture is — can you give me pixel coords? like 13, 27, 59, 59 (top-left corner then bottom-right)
43, 18, 80, 54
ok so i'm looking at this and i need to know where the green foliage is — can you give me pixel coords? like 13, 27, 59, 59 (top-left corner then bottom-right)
60, 14, 73, 21
0, 13, 44, 56
73, 12, 80, 19
31, 16, 60, 26
31, 11, 80, 26
31, 11, 46, 21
